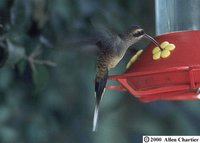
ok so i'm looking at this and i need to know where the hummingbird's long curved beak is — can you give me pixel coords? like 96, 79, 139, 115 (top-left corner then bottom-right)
144, 34, 162, 49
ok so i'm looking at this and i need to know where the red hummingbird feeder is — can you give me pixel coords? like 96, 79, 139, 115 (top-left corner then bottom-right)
108, 30, 200, 102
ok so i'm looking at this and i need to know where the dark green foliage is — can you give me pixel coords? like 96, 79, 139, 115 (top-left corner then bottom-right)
0, 40, 8, 67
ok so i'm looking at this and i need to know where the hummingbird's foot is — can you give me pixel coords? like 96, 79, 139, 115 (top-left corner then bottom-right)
152, 41, 176, 60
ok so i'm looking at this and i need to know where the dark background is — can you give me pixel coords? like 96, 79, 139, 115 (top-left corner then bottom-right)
0, 0, 200, 143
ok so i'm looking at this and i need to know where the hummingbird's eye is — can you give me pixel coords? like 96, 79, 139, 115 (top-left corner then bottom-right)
133, 30, 145, 37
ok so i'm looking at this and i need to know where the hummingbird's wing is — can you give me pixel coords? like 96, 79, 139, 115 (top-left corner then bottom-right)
92, 22, 119, 51
92, 22, 116, 40
58, 23, 117, 54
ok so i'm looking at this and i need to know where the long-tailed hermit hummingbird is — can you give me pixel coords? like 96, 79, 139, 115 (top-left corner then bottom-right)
93, 25, 161, 131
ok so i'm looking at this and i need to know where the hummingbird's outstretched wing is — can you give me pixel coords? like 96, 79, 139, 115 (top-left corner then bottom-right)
93, 68, 108, 131
58, 22, 118, 54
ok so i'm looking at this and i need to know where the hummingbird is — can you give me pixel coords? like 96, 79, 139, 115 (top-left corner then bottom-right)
93, 25, 161, 131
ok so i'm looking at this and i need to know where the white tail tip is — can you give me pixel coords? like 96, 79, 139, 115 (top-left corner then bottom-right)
92, 105, 99, 132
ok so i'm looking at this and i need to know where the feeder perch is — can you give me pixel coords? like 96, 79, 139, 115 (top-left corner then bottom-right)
107, 30, 200, 102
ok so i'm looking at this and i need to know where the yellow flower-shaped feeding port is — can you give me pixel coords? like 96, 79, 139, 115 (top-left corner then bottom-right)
152, 41, 176, 60
126, 49, 143, 69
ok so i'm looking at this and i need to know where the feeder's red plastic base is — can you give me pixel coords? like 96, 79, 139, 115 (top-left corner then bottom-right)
107, 30, 200, 102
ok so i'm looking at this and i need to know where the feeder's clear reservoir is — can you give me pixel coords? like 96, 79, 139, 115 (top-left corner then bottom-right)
155, 0, 200, 34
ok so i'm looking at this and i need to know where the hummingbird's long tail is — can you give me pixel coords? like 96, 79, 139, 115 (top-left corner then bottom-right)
93, 69, 108, 132
93, 100, 100, 132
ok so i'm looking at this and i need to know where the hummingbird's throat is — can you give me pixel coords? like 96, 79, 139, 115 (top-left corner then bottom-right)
144, 34, 162, 50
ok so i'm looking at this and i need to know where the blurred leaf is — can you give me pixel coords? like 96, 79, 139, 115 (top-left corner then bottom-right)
32, 0, 48, 28
17, 60, 26, 75
0, 1, 6, 7
0, 126, 18, 143
10, 0, 31, 32
0, 40, 8, 68
6, 39, 25, 66
0, 106, 11, 124
32, 65, 49, 92
0, 68, 13, 90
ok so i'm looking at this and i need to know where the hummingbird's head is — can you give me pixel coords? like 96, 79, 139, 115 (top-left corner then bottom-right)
121, 25, 161, 48
121, 25, 145, 42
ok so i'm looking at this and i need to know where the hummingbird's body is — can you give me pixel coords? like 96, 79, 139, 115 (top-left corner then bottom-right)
93, 25, 161, 131
96, 36, 125, 72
